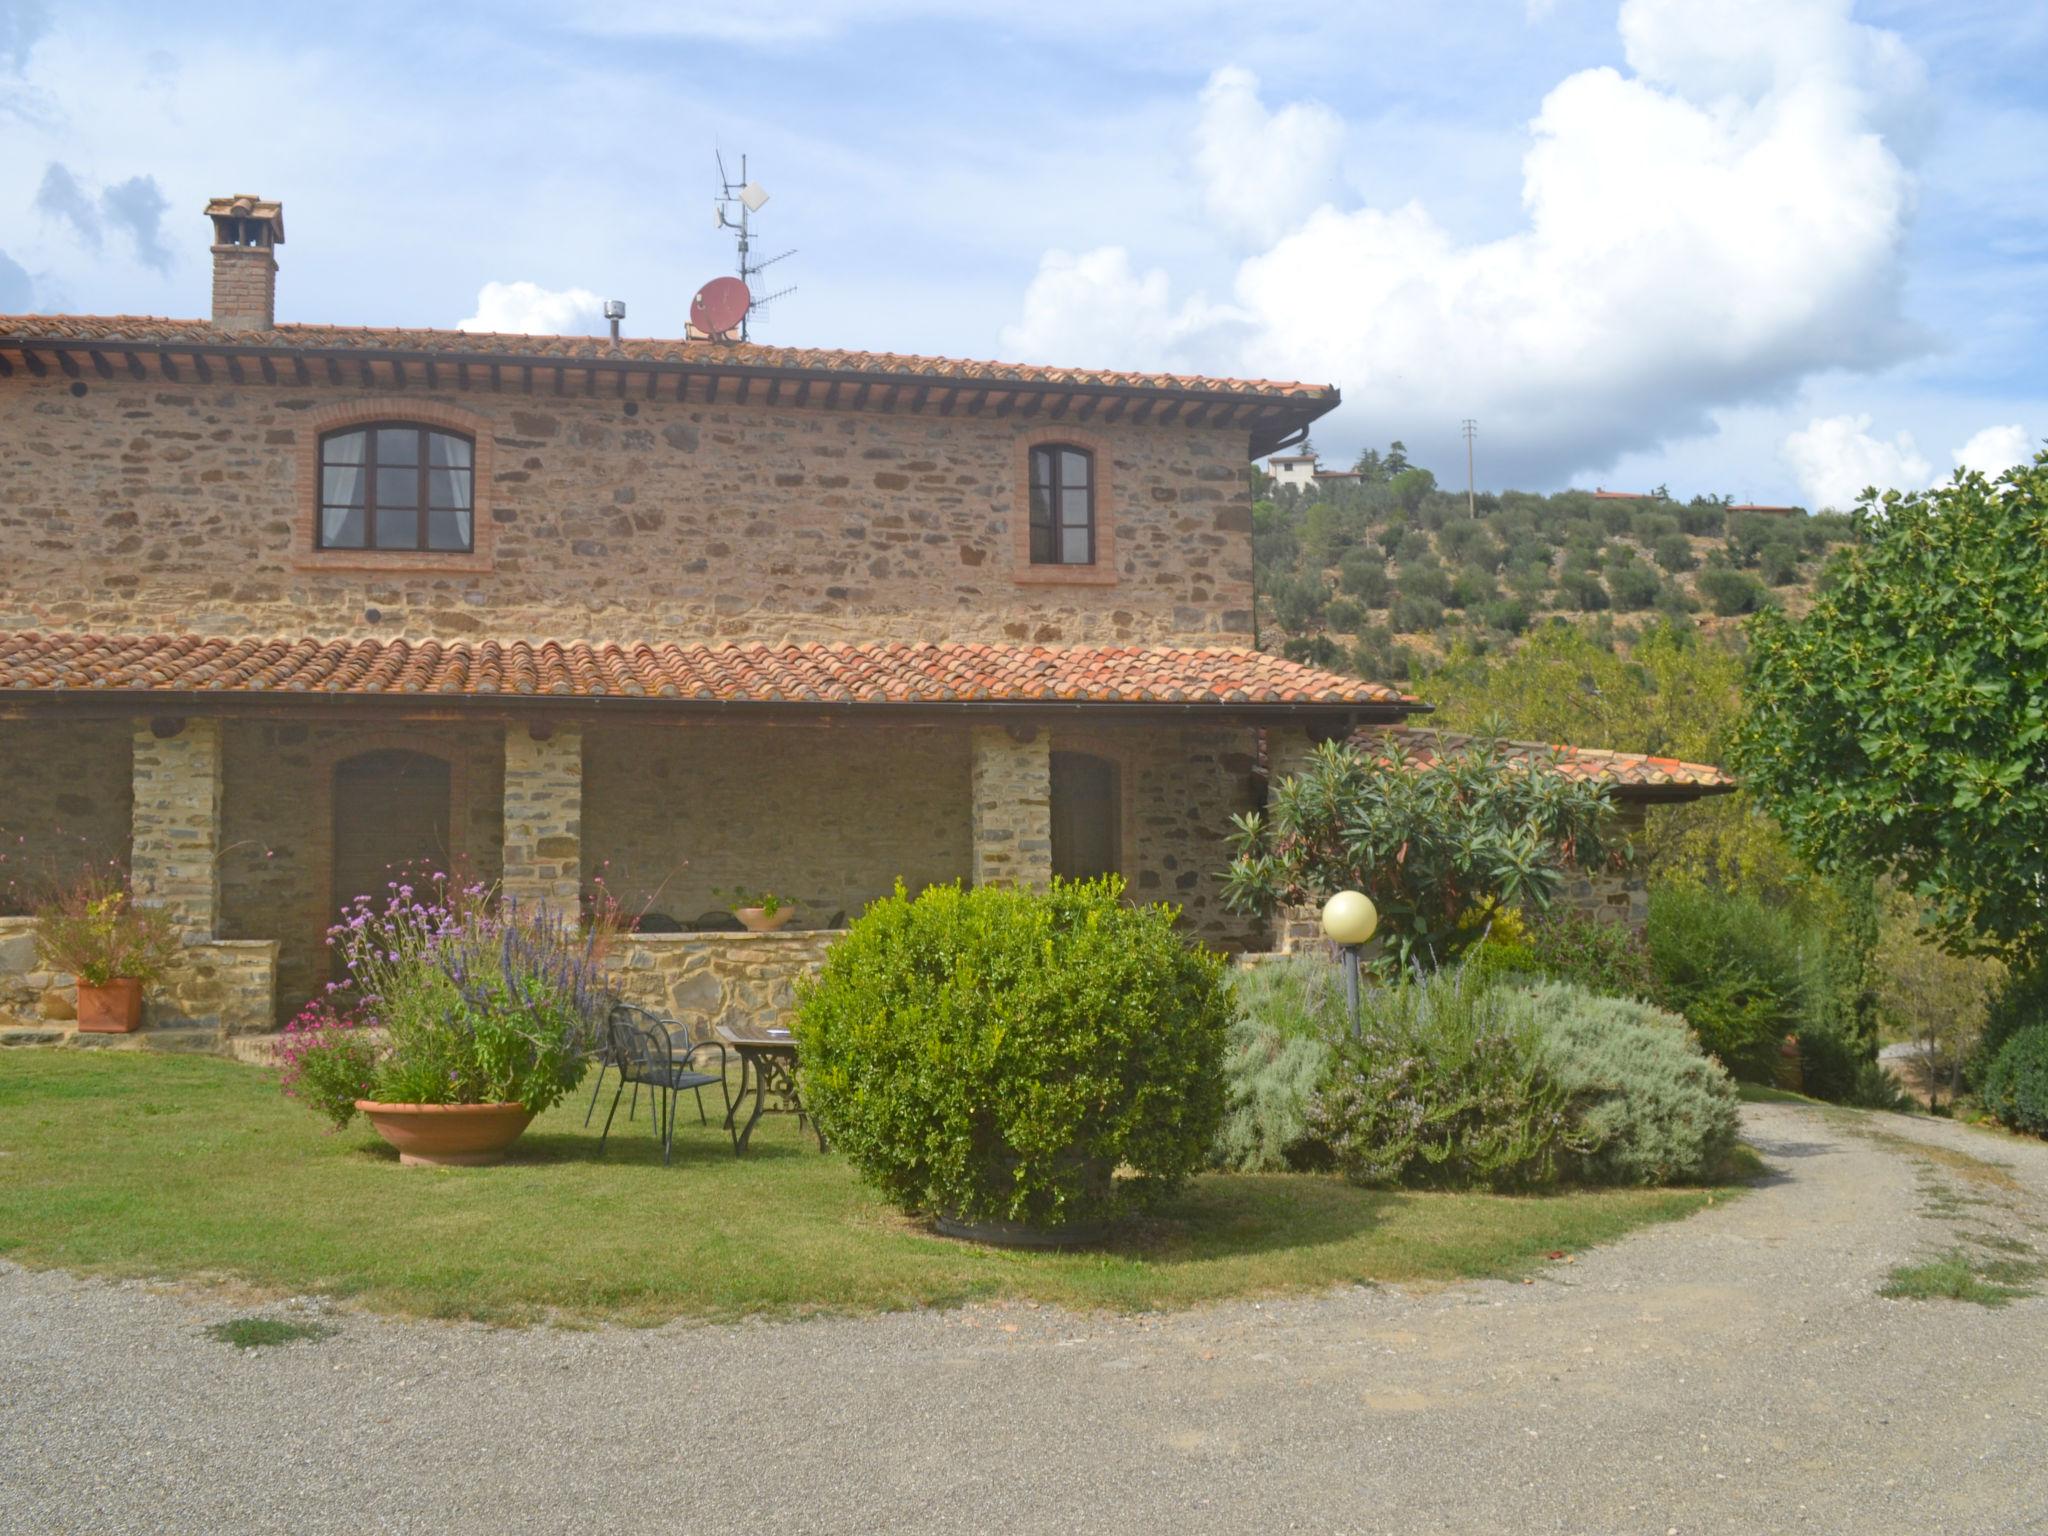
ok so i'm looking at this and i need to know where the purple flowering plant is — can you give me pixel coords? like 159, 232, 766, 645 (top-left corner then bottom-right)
277, 867, 620, 1129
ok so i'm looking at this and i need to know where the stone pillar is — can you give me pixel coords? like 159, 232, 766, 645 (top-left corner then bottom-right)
131, 717, 222, 940
502, 724, 582, 914
970, 724, 1052, 889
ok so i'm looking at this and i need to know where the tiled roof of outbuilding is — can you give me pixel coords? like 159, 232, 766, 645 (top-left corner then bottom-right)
1353, 725, 1733, 799
0, 314, 1335, 402
0, 632, 1419, 712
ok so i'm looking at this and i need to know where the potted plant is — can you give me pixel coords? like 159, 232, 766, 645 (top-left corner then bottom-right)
278, 880, 618, 1166
34, 870, 181, 1033
722, 887, 796, 933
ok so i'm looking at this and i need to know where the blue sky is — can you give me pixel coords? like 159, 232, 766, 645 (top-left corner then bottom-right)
3, 0, 2043, 507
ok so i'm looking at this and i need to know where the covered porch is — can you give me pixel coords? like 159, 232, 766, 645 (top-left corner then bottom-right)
1, 637, 1409, 1044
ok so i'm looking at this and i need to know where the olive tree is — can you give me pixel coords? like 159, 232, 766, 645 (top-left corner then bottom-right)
1735, 452, 2048, 962
1221, 735, 1628, 974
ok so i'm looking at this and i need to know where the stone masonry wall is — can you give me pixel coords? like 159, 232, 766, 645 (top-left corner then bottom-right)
218, 719, 504, 1019
0, 914, 277, 1043
612, 931, 837, 1039
130, 718, 222, 938
583, 719, 970, 927
970, 726, 1052, 889
0, 719, 133, 914
1556, 803, 1652, 928
502, 726, 583, 915
0, 374, 1256, 647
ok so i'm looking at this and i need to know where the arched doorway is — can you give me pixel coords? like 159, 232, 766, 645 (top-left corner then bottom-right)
330, 748, 454, 918
1051, 750, 1122, 883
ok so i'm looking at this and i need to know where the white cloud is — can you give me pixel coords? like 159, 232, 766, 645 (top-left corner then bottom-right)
999, 247, 1242, 368
1002, 0, 1930, 486
1781, 413, 1931, 510
1951, 422, 2031, 478
457, 280, 606, 335
1193, 67, 1344, 248
32, 161, 174, 270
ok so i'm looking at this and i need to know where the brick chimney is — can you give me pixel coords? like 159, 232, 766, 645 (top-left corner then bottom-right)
204, 194, 285, 333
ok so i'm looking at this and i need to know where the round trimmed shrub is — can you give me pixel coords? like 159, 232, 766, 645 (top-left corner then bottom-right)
1982, 1023, 2048, 1137
1503, 981, 1740, 1185
794, 878, 1230, 1230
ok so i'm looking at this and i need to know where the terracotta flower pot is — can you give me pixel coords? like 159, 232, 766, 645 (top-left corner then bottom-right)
76, 977, 143, 1033
354, 1100, 537, 1167
734, 906, 794, 933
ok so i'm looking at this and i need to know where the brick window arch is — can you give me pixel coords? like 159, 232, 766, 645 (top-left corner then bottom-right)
293, 399, 496, 573
318, 423, 475, 552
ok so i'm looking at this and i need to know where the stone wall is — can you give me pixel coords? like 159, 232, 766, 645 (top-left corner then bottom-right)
0, 915, 276, 1044
1557, 804, 1652, 928
218, 719, 504, 1019
611, 931, 837, 1037
0, 719, 133, 914
0, 375, 1256, 647
583, 719, 970, 926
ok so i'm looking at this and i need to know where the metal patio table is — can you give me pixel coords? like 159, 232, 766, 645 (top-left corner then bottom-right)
714, 1022, 828, 1155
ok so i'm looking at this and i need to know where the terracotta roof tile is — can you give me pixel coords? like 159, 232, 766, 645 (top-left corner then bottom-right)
1353, 725, 1733, 797
0, 314, 1334, 402
0, 632, 1417, 711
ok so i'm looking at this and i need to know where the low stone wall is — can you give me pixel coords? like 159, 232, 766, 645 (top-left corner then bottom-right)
611, 930, 840, 1035
0, 915, 277, 1046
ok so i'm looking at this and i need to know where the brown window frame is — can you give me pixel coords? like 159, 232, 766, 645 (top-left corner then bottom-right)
317, 422, 477, 553
1028, 444, 1096, 566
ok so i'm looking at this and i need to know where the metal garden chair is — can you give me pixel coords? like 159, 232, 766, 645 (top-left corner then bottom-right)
596, 1003, 734, 1164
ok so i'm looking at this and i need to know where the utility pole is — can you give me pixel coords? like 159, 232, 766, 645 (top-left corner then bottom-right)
1461, 418, 1478, 518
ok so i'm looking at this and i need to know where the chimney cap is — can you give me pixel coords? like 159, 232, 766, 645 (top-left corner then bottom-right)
204, 194, 285, 245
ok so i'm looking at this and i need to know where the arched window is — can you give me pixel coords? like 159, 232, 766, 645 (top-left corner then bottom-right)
1028, 444, 1094, 565
318, 424, 475, 552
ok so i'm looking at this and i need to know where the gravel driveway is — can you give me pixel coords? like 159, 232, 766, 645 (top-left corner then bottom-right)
4, 1101, 2045, 1536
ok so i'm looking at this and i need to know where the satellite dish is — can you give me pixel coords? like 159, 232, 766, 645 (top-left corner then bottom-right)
691, 276, 752, 338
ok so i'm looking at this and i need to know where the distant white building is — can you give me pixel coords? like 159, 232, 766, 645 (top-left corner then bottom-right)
1266, 450, 1318, 491
1265, 448, 1362, 492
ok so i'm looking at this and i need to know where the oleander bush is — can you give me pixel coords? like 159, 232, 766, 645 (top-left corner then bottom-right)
1981, 1024, 2048, 1137
1502, 981, 1739, 1185
794, 878, 1231, 1231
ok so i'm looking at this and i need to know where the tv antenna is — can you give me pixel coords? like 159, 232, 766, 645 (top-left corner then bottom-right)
712, 151, 796, 341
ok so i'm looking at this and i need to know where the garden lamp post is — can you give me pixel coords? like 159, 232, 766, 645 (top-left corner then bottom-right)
1321, 890, 1379, 1037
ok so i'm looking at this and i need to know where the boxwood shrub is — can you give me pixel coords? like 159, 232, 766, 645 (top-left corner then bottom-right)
794, 879, 1230, 1230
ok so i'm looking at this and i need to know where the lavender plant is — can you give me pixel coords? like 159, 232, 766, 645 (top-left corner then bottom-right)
277, 873, 619, 1126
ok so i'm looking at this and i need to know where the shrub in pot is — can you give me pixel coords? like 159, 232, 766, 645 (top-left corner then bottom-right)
33, 870, 181, 1032
279, 879, 617, 1166
795, 878, 1230, 1238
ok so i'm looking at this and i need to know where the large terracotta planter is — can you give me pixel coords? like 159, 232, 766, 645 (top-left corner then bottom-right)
354, 1100, 537, 1167
75, 977, 143, 1033
734, 906, 795, 933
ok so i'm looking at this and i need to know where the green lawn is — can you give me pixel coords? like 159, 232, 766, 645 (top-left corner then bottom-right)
0, 1051, 1746, 1326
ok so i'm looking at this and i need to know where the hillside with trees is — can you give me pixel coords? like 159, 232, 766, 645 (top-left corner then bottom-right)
1252, 442, 1855, 681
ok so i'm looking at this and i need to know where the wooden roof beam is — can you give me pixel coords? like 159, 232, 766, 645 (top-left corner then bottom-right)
224, 355, 246, 385
193, 352, 214, 384
88, 350, 114, 380
55, 349, 80, 378
127, 352, 148, 381
424, 358, 439, 390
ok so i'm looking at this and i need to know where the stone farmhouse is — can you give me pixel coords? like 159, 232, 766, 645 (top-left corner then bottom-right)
0, 195, 1728, 1045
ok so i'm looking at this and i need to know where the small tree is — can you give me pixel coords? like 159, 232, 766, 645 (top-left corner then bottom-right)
1736, 451, 2048, 963
1872, 890, 2002, 1110
1222, 736, 1628, 974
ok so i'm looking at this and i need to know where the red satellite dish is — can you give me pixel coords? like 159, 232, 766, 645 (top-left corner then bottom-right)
691, 276, 752, 337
